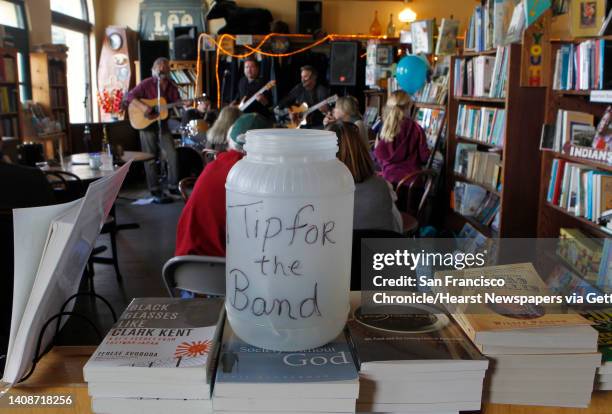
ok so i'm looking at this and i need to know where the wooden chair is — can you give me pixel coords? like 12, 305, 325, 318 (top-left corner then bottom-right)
395, 169, 437, 236
43, 171, 84, 203
162, 255, 225, 297
178, 177, 197, 202
201, 148, 219, 165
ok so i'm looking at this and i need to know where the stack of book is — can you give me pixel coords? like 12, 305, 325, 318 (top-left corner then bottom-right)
546, 159, 612, 226
83, 298, 225, 414
581, 309, 612, 390
552, 40, 612, 91
456, 104, 506, 147
454, 145, 501, 190
437, 263, 601, 407
212, 320, 359, 413
453, 46, 508, 98
347, 293, 488, 414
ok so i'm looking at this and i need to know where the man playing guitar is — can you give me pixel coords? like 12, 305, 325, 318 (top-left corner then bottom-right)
233, 57, 271, 118
126, 57, 180, 198
277, 65, 330, 128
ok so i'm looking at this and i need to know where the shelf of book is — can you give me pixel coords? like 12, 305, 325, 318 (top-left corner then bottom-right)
0, 47, 23, 141
30, 51, 71, 157
541, 149, 612, 173
454, 173, 500, 196
169, 60, 202, 101
413, 102, 446, 110
447, 43, 546, 238
448, 210, 497, 239
460, 49, 498, 57
456, 135, 503, 150
544, 201, 612, 238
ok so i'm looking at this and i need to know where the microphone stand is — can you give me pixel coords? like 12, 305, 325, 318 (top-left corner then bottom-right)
154, 75, 172, 204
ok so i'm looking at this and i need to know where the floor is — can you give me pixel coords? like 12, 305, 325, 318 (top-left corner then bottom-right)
55, 183, 184, 346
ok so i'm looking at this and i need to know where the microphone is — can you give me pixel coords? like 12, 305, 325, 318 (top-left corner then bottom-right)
223, 69, 230, 77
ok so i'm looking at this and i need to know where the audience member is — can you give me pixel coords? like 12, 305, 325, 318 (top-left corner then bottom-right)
374, 90, 430, 187
324, 96, 368, 145
326, 121, 402, 233
205, 106, 241, 152
175, 113, 273, 258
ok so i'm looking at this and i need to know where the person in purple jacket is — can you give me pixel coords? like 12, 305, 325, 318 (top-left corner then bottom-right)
374, 90, 430, 188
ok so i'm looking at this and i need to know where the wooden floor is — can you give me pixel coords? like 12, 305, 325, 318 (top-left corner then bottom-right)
55, 186, 183, 346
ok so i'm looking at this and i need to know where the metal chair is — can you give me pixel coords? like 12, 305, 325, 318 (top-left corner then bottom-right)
395, 169, 438, 236
162, 255, 226, 297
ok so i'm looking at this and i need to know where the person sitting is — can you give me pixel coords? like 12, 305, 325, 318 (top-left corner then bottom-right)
182, 95, 217, 126
323, 96, 368, 145
277, 65, 329, 128
232, 56, 271, 118
175, 112, 273, 258
326, 121, 402, 233
205, 105, 242, 152
374, 90, 430, 188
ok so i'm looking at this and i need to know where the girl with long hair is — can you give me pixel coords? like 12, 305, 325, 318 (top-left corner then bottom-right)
205, 106, 241, 152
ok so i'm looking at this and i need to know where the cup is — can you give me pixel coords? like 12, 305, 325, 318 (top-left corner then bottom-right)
88, 153, 102, 170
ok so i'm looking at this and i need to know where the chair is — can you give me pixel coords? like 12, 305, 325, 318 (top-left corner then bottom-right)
176, 146, 204, 181
43, 170, 85, 203
162, 255, 226, 297
178, 177, 197, 202
201, 149, 219, 165
395, 169, 437, 236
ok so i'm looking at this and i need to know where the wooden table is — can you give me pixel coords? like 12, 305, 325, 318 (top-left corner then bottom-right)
69, 151, 154, 166
1, 347, 610, 414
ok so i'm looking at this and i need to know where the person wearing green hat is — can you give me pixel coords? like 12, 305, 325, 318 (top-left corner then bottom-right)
175, 113, 273, 286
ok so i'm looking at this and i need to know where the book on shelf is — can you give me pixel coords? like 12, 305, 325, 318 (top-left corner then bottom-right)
0, 117, 19, 138
1, 163, 131, 385
213, 319, 358, 409
553, 40, 612, 91
599, 239, 612, 290
505, 0, 526, 44
600, 8, 612, 35
571, 0, 608, 38
456, 104, 506, 146
0, 56, 16, 83
493, 0, 515, 47
453, 46, 508, 98
546, 263, 604, 298
465, 0, 518, 51
435, 18, 459, 55
414, 56, 450, 105
558, 227, 604, 283
453, 144, 502, 189
547, 159, 612, 225
552, 109, 595, 152
0, 86, 17, 113
415, 107, 446, 149
410, 19, 435, 54
453, 181, 487, 217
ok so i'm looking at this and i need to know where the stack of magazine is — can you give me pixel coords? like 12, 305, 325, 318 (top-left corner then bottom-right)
436, 263, 600, 407
346, 293, 488, 414
83, 298, 225, 414
212, 320, 359, 413
581, 309, 612, 390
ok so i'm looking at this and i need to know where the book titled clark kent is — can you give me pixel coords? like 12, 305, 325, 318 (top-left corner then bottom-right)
83, 298, 224, 383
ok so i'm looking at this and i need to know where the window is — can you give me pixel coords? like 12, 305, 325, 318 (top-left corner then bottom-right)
51, 0, 93, 123
0, 0, 24, 28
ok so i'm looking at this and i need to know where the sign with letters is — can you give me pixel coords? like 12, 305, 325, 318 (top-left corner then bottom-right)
520, 8, 551, 87
138, 0, 207, 42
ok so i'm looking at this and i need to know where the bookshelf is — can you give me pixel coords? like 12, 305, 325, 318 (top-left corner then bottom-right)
537, 36, 611, 239
169, 60, 202, 100
30, 51, 70, 158
0, 48, 23, 140
446, 43, 547, 238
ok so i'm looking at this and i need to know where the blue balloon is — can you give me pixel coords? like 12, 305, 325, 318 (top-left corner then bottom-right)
395, 55, 429, 95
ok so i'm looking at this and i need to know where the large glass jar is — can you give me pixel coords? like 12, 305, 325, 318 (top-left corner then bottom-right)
225, 129, 355, 351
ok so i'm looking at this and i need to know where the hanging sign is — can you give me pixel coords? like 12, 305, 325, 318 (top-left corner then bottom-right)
138, 0, 207, 41
520, 8, 551, 87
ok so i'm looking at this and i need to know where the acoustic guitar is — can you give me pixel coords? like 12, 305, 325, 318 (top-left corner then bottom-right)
238, 80, 276, 112
128, 96, 206, 130
287, 94, 338, 129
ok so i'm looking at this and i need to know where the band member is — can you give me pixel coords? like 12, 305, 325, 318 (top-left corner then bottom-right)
233, 56, 271, 117
181, 95, 217, 126
126, 57, 180, 199
277, 65, 330, 128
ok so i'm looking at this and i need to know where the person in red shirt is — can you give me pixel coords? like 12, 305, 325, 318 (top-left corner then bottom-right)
175, 113, 272, 257
374, 90, 430, 187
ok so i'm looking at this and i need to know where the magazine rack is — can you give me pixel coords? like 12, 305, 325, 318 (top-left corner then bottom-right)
18, 292, 117, 384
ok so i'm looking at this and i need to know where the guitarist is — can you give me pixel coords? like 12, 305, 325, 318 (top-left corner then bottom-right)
277, 65, 329, 128
126, 57, 180, 198
232, 57, 271, 118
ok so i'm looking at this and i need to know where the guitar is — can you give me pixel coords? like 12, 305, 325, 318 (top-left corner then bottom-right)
238, 80, 276, 112
128, 96, 206, 130
287, 95, 339, 128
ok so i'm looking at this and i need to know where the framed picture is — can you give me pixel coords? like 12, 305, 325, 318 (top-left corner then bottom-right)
571, 0, 606, 37
376, 45, 393, 65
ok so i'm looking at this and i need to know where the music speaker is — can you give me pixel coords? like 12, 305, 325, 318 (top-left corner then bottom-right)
329, 42, 358, 86
138, 40, 169, 81
297, 0, 322, 34
172, 26, 198, 60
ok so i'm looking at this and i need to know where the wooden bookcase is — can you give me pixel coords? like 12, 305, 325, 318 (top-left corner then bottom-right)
30, 51, 70, 158
445, 43, 547, 238
537, 38, 611, 238
169, 60, 203, 100
0, 48, 23, 140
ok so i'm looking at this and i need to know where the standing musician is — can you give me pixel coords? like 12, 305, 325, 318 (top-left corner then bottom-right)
127, 57, 180, 198
233, 56, 271, 118
277, 65, 330, 128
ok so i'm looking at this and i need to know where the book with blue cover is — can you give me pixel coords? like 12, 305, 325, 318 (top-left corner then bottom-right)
213, 320, 359, 399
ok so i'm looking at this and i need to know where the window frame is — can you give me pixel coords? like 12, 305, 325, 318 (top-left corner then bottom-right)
0, 0, 31, 100
51, 0, 94, 123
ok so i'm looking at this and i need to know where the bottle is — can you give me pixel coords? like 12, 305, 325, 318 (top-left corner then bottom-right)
369, 10, 382, 36
100, 126, 113, 171
225, 129, 355, 351
83, 124, 91, 153
386, 13, 396, 37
